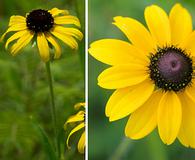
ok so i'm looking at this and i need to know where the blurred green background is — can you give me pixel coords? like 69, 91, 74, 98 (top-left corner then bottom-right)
0, 0, 85, 159
89, 0, 195, 160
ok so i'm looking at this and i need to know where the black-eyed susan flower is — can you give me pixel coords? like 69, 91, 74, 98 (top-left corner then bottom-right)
1, 8, 83, 62
65, 103, 85, 153
89, 3, 195, 148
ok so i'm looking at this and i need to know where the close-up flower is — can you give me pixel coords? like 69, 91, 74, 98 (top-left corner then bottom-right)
65, 103, 85, 154
89, 3, 195, 148
1, 8, 83, 62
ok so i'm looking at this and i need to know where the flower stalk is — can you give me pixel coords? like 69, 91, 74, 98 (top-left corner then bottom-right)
45, 61, 60, 158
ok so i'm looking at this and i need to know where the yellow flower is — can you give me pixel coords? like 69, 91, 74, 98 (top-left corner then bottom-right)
1, 8, 83, 62
65, 103, 85, 153
89, 3, 195, 147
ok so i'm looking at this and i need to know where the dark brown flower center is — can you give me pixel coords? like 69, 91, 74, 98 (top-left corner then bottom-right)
149, 46, 193, 91
26, 9, 54, 33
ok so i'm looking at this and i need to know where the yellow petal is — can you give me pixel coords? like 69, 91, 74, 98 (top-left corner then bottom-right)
54, 15, 81, 27
74, 103, 85, 110
169, 3, 192, 45
51, 28, 78, 49
125, 90, 163, 139
65, 111, 85, 126
106, 88, 130, 117
185, 82, 195, 102
113, 16, 156, 53
1, 24, 27, 41
37, 33, 50, 62
78, 131, 85, 154
108, 79, 155, 121
49, 8, 69, 17
5, 30, 27, 49
158, 91, 182, 145
177, 92, 195, 148
10, 31, 34, 55
66, 122, 85, 149
98, 64, 148, 89
9, 15, 26, 26
89, 39, 148, 66
53, 26, 83, 41
45, 33, 61, 59
179, 31, 195, 56
145, 5, 171, 46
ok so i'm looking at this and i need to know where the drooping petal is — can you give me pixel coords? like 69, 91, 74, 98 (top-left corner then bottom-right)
74, 103, 85, 109
145, 5, 171, 46
10, 31, 34, 55
49, 8, 69, 17
98, 64, 148, 89
54, 15, 81, 27
45, 33, 61, 59
8, 15, 26, 26
177, 92, 195, 148
125, 90, 163, 139
158, 91, 182, 145
78, 131, 85, 154
51, 27, 78, 49
88, 39, 148, 66
37, 33, 50, 62
66, 123, 85, 149
65, 111, 85, 125
5, 30, 27, 49
169, 3, 192, 45
1, 24, 27, 41
53, 26, 83, 41
113, 16, 156, 53
107, 79, 155, 121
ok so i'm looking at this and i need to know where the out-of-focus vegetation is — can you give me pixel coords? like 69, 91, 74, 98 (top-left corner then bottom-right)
0, 0, 85, 159
89, 0, 195, 160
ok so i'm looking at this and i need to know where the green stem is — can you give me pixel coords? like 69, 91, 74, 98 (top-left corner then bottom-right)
109, 137, 133, 160
45, 62, 60, 158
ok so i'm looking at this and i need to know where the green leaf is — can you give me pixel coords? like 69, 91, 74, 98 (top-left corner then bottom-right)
31, 118, 57, 160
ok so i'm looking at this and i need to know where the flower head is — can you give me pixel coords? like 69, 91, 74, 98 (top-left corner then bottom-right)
65, 103, 85, 153
1, 8, 83, 62
89, 3, 195, 148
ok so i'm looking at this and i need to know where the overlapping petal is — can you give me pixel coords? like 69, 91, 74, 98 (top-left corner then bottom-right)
178, 92, 195, 148
49, 8, 69, 17
145, 5, 171, 46
65, 111, 85, 125
37, 33, 50, 62
54, 15, 81, 27
169, 3, 192, 45
78, 132, 85, 154
113, 16, 156, 53
125, 91, 163, 139
5, 30, 27, 49
51, 26, 78, 49
89, 39, 148, 66
10, 31, 34, 55
66, 123, 85, 149
53, 26, 83, 41
179, 31, 195, 56
45, 33, 62, 59
158, 91, 182, 145
9, 15, 26, 26
98, 64, 148, 89
106, 79, 155, 121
